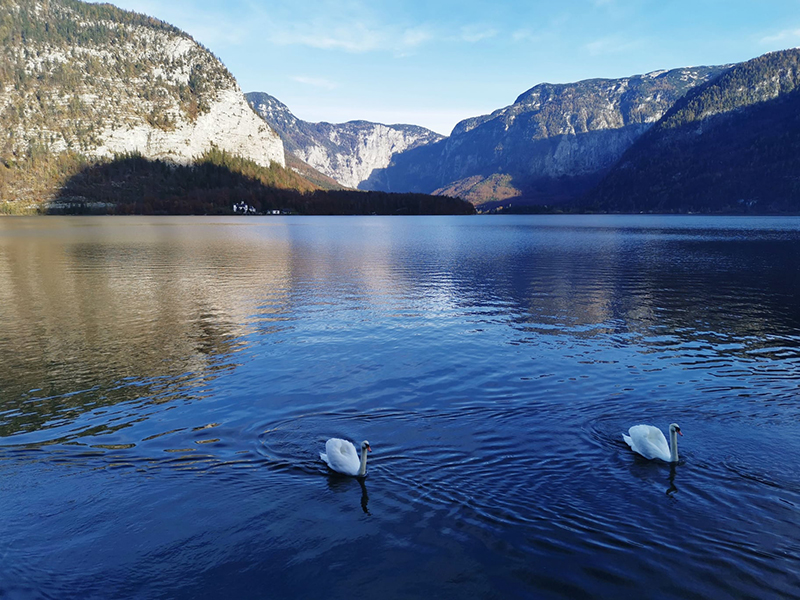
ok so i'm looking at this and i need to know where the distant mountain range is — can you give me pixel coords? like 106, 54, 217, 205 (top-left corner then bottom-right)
256, 49, 800, 214
250, 66, 728, 207
0, 0, 471, 215
4, 0, 800, 215
365, 66, 728, 208
246, 92, 443, 189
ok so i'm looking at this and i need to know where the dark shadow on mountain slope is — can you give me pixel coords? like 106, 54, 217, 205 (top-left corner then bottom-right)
359, 139, 447, 194
584, 87, 800, 214
360, 125, 653, 210
50, 151, 475, 216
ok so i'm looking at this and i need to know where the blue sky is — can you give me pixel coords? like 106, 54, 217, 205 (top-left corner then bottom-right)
97, 0, 800, 135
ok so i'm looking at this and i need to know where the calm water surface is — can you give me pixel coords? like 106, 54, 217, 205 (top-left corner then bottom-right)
1, 215, 799, 599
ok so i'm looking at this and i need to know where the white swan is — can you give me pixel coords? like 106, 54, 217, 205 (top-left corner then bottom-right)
320, 438, 371, 476
623, 423, 682, 462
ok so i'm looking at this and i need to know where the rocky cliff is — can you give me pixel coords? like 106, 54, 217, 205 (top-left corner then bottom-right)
0, 0, 284, 170
586, 49, 800, 213
366, 66, 727, 208
247, 92, 442, 189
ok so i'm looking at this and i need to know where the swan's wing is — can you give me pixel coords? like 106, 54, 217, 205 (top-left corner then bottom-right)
627, 425, 671, 461
323, 438, 360, 476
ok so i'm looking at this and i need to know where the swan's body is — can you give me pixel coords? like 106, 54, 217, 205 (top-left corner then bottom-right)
320, 438, 371, 476
623, 423, 682, 462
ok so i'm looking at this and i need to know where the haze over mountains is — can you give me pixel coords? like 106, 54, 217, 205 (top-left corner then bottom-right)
2, 0, 800, 214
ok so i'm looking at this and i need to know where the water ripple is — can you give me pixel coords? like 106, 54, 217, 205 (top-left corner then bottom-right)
2, 216, 800, 599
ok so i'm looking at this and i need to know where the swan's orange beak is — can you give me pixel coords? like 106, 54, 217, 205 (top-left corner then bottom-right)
368, 446, 372, 452
678, 430, 683, 436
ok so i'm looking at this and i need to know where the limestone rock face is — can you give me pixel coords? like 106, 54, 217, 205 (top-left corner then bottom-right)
248, 92, 441, 188
96, 88, 284, 167
365, 66, 728, 207
1, 0, 284, 168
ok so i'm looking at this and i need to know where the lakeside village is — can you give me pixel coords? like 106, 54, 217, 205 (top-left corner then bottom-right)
232, 201, 289, 215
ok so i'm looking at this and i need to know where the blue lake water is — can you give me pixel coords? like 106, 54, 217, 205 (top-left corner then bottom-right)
1, 215, 799, 599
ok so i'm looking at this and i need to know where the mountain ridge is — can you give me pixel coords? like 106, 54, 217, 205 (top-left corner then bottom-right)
5, 0, 800, 215
363, 65, 728, 209
585, 48, 800, 213
247, 91, 443, 189
0, 0, 473, 217
0, 0, 284, 169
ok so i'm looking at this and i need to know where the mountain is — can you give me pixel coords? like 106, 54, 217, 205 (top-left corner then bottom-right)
0, 0, 284, 168
365, 66, 727, 209
585, 49, 800, 213
0, 0, 473, 216
0, 0, 284, 206
246, 92, 443, 189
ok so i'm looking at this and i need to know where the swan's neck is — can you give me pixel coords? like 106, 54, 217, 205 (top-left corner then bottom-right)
358, 447, 369, 476
670, 429, 679, 463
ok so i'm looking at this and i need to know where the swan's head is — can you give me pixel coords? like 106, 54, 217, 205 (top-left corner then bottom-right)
361, 440, 372, 452
669, 423, 683, 436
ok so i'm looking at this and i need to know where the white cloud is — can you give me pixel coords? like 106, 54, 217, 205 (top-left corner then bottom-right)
243, 0, 436, 54
585, 35, 643, 56
512, 28, 547, 44
270, 21, 385, 52
402, 26, 435, 49
760, 28, 800, 46
460, 25, 498, 43
269, 17, 502, 53
268, 20, 440, 54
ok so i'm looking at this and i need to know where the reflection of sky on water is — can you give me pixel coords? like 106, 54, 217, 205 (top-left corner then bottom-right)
1, 214, 799, 442
1, 215, 800, 600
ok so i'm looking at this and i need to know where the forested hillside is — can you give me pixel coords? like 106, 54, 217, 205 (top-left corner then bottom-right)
49, 149, 474, 215
0, 0, 284, 211
586, 49, 800, 213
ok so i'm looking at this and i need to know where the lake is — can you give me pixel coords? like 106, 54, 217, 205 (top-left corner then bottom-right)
1, 215, 799, 599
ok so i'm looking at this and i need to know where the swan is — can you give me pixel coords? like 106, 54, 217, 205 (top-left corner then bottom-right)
320, 438, 371, 477
623, 423, 682, 462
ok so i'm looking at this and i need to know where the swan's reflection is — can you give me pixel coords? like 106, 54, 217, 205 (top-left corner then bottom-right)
359, 478, 370, 515
666, 464, 679, 497
325, 475, 370, 515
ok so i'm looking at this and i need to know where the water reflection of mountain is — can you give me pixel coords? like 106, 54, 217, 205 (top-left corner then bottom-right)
273, 218, 800, 369
344, 220, 800, 360
510, 232, 797, 355
0, 218, 294, 438
2, 217, 798, 440
280, 218, 800, 363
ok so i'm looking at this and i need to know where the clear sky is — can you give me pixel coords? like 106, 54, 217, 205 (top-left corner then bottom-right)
93, 0, 800, 135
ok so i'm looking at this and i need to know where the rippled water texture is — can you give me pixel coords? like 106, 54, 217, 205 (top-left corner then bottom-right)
1, 215, 799, 599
